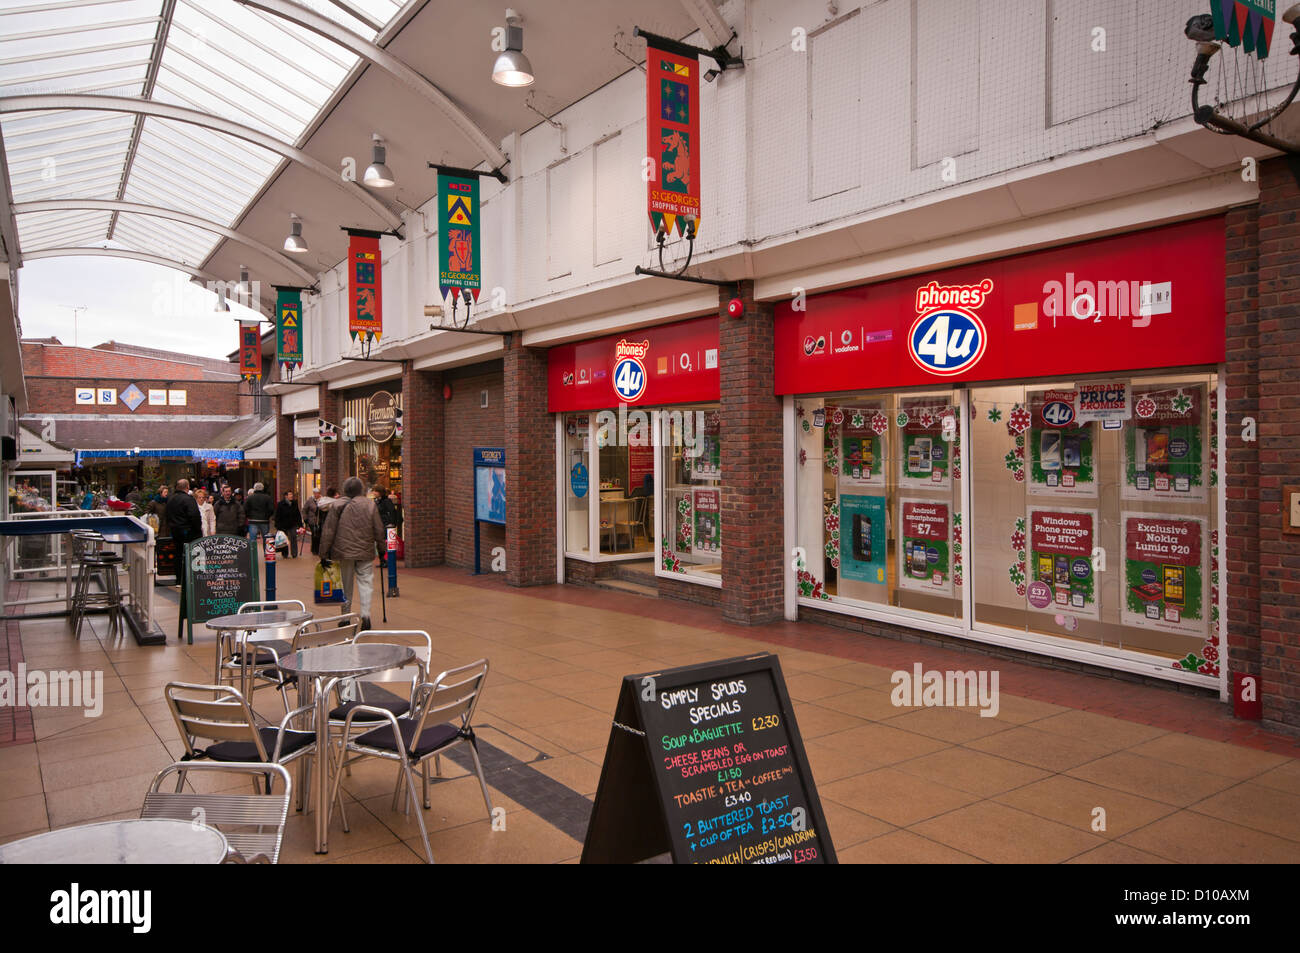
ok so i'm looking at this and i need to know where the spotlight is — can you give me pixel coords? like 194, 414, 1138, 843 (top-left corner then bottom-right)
363, 134, 395, 188
492, 9, 535, 87
283, 213, 308, 254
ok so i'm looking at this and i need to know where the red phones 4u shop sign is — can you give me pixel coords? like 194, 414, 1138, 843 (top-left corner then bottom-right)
774, 217, 1226, 392
548, 316, 720, 412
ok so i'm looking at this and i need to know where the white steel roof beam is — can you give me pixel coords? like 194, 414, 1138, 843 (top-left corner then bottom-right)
21, 246, 219, 282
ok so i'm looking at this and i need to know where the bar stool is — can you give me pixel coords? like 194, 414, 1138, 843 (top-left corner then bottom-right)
70, 531, 127, 640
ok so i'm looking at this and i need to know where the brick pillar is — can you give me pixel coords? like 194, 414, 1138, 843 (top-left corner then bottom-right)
720, 280, 784, 624
1224, 204, 1260, 714
503, 332, 555, 586
274, 397, 295, 500
1256, 157, 1300, 734
401, 361, 444, 567
319, 383, 344, 494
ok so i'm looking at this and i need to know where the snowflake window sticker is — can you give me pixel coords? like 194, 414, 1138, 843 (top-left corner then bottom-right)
870, 412, 889, 436
918, 410, 935, 429
850, 411, 866, 430
1171, 389, 1193, 415
792, 547, 831, 601
1135, 395, 1157, 419
1004, 434, 1026, 482
1006, 403, 1032, 435
987, 407, 1003, 423
895, 409, 909, 428
1007, 517, 1027, 595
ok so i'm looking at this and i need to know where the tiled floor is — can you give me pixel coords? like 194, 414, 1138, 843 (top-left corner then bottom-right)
2, 557, 1298, 864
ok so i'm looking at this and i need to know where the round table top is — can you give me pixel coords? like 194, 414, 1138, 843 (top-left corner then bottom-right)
206, 610, 312, 631
277, 642, 416, 679
0, 818, 228, 865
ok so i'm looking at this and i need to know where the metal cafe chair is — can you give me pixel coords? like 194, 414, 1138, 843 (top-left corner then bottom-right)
281, 614, 363, 703
213, 599, 307, 713
163, 681, 322, 817
141, 762, 292, 864
328, 659, 492, 864
329, 630, 431, 778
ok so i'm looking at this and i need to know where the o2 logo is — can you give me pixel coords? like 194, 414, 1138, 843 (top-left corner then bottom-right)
613, 356, 647, 402
907, 309, 987, 376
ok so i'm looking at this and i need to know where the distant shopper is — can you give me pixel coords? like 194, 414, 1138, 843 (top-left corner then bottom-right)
195, 487, 216, 537
391, 491, 404, 537
125, 485, 143, 506
375, 486, 398, 530
319, 477, 386, 630
212, 483, 245, 536
303, 488, 323, 556
151, 485, 170, 521
244, 481, 274, 550
274, 491, 303, 558
164, 479, 203, 642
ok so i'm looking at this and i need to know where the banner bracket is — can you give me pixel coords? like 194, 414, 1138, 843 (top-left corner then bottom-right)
427, 162, 509, 184
633, 26, 742, 71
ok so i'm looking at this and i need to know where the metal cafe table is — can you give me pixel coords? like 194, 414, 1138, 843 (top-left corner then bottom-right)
205, 610, 313, 703
0, 818, 228, 864
276, 643, 417, 854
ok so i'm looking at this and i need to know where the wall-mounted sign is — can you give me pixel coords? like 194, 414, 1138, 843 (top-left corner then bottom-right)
119, 383, 145, 412
97, 388, 116, 405
75, 388, 95, 405
148, 389, 167, 405
367, 390, 397, 443
168, 390, 187, 406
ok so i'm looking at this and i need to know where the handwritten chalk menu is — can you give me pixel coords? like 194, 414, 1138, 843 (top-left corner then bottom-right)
581, 653, 835, 865
184, 535, 259, 642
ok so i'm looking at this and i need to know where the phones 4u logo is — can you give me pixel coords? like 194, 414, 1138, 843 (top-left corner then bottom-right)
907, 279, 992, 377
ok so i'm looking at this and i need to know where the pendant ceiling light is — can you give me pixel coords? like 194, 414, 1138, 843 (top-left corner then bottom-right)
492, 9, 534, 87
363, 134, 395, 188
284, 212, 309, 254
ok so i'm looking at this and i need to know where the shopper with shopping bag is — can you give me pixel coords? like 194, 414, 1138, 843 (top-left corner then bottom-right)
318, 477, 386, 629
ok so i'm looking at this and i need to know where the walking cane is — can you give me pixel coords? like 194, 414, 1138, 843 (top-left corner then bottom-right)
377, 548, 387, 624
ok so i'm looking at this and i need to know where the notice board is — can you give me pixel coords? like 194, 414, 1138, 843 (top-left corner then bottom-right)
184, 535, 259, 642
582, 653, 836, 864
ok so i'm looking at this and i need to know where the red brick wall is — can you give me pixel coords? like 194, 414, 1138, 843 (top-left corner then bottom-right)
274, 399, 295, 501
1224, 204, 1260, 697
719, 281, 784, 624
1256, 157, 1300, 733
504, 333, 556, 587
402, 362, 444, 567
21, 342, 215, 380
442, 364, 505, 570
319, 384, 344, 495
25, 378, 240, 416
659, 573, 723, 607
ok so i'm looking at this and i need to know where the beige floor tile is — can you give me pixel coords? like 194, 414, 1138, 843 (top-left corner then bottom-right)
321, 841, 423, 864
809, 721, 951, 766
1125, 733, 1292, 781
894, 747, 1049, 797
820, 800, 894, 849
836, 829, 984, 863
994, 774, 1177, 839
965, 724, 1112, 773
1188, 781, 1300, 843
533, 754, 603, 796
1032, 709, 1167, 750
577, 745, 608, 767
40, 742, 171, 791
1064, 841, 1174, 864
815, 687, 910, 721
1252, 759, 1300, 794
527, 715, 617, 754
1120, 810, 1300, 863
880, 706, 1010, 744
1067, 752, 1238, 807
803, 740, 884, 785
0, 743, 39, 772
406, 809, 578, 864
821, 767, 979, 826
984, 694, 1069, 725
354, 776, 513, 842
788, 703, 867, 740
0, 793, 49, 838
529, 669, 622, 697
0, 762, 44, 801
279, 802, 402, 863
813, 661, 900, 689
781, 671, 863, 702
487, 695, 609, 728
44, 770, 165, 828
0, 826, 51, 847
36, 724, 166, 765
912, 800, 1106, 863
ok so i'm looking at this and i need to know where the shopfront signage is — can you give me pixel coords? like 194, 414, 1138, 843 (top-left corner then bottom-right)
548, 316, 720, 413
775, 217, 1226, 394
582, 654, 835, 864
367, 390, 397, 443
75, 388, 95, 405
148, 389, 167, 406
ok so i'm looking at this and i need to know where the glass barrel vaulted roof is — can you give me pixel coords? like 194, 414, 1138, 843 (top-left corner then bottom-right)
0, 0, 406, 267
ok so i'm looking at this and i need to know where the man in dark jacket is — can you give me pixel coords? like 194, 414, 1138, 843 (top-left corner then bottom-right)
212, 483, 245, 536
244, 481, 274, 551
273, 491, 303, 558
320, 477, 386, 629
164, 479, 203, 641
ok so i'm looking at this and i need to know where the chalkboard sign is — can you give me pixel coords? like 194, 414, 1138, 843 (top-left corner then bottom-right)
582, 653, 836, 865
184, 535, 259, 643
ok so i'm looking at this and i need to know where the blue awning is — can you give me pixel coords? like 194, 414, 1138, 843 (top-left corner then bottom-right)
74, 449, 245, 466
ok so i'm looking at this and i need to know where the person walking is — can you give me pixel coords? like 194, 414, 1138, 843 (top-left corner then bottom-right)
374, 486, 398, 567
164, 479, 203, 642
244, 481, 274, 551
319, 477, 385, 630
274, 491, 303, 558
195, 487, 216, 536
212, 483, 245, 536
303, 488, 323, 556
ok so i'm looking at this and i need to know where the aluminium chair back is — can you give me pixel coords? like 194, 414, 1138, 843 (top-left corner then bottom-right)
292, 613, 361, 652
406, 659, 490, 747
164, 681, 268, 761
142, 762, 291, 864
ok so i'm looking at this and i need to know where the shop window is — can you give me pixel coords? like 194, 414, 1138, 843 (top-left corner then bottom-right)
597, 415, 656, 557
794, 392, 962, 618
659, 405, 722, 583
968, 373, 1220, 678
564, 414, 591, 555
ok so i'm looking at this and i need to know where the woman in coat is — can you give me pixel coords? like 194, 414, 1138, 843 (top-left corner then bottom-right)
273, 491, 303, 558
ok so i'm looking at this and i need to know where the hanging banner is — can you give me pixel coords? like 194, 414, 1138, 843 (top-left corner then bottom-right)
438, 172, 481, 305
318, 418, 340, 443
275, 288, 303, 373
346, 230, 382, 342
1122, 513, 1207, 637
1212, 0, 1275, 58
646, 38, 701, 238
1026, 507, 1098, 619
239, 324, 261, 381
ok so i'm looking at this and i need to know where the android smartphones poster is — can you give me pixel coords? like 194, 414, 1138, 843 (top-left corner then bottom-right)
1122, 512, 1206, 637
1027, 388, 1097, 498
1025, 506, 1099, 620
1122, 384, 1207, 503
898, 397, 955, 490
839, 494, 887, 585
897, 498, 952, 595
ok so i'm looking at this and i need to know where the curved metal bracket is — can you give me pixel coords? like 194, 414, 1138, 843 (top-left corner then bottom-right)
1188, 21, 1300, 157
632, 221, 730, 287
0, 94, 403, 231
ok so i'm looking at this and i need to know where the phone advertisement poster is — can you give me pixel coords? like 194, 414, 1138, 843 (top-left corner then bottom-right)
1122, 384, 1206, 502
899, 398, 955, 490
692, 487, 721, 556
898, 499, 951, 594
1122, 513, 1206, 637
1027, 388, 1097, 498
838, 494, 887, 584
836, 404, 887, 489
1025, 507, 1098, 619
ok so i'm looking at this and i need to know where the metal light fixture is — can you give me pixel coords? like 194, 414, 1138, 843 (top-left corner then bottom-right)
214, 291, 229, 313
363, 134, 395, 188
284, 213, 308, 254
492, 9, 534, 87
